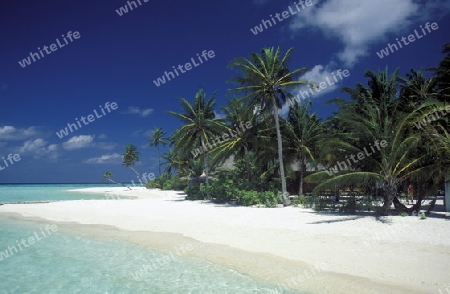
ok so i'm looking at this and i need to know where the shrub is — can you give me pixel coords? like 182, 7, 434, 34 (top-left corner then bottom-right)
236, 190, 281, 207
200, 180, 236, 203
185, 184, 204, 200
399, 212, 408, 217
162, 176, 188, 191
146, 175, 188, 191
292, 195, 306, 206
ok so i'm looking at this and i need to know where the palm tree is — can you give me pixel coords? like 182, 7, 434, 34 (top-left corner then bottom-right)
161, 148, 181, 176
102, 171, 131, 190
306, 69, 437, 215
434, 43, 450, 102
168, 89, 228, 199
149, 127, 168, 176
229, 46, 311, 205
122, 144, 144, 185
283, 100, 325, 196
208, 99, 256, 180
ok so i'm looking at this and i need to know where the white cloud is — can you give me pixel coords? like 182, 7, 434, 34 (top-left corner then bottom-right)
289, 0, 450, 67
63, 135, 95, 150
84, 153, 122, 164
280, 64, 348, 115
18, 138, 58, 160
123, 106, 154, 117
98, 134, 107, 139
299, 65, 342, 96
214, 111, 226, 119
0, 126, 41, 141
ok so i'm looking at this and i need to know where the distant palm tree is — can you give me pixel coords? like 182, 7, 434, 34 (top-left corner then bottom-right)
122, 144, 144, 185
229, 46, 311, 205
102, 171, 131, 190
149, 127, 168, 176
168, 89, 228, 198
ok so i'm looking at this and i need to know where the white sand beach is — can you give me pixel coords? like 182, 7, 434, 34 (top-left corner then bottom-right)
1, 187, 449, 293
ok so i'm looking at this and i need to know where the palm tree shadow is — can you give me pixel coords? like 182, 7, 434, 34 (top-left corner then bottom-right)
307, 216, 365, 224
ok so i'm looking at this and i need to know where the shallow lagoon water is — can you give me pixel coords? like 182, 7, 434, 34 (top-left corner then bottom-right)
0, 185, 302, 293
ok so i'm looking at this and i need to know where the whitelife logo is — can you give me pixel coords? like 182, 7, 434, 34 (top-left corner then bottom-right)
250, 0, 314, 35
293, 69, 350, 102
115, 0, 149, 16
0, 154, 21, 172
376, 22, 439, 59
0, 225, 58, 262
153, 50, 216, 87
325, 140, 388, 176
18, 31, 81, 68
55, 102, 118, 139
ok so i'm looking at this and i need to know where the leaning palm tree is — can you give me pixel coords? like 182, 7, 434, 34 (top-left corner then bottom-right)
102, 171, 131, 190
168, 89, 228, 199
122, 144, 144, 185
149, 127, 168, 175
229, 46, 311, 205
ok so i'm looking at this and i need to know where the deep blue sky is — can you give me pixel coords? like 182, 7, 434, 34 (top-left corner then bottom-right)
0, 0, 449, 183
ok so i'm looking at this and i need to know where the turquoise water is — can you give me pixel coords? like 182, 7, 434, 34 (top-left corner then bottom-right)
0, 184, 133, 203
0, 185, 301, 293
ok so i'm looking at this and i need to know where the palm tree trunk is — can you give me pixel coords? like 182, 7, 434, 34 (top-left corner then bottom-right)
382, 181, 396, 216
244, 145, 251, 181
157, 146, 161, 176
201, 138, 210, 200
129, 166, 144, 185
107, 179, 131, 190
445, 171, 450, 213
298, 158, 304, 196
272, 96, 290, 206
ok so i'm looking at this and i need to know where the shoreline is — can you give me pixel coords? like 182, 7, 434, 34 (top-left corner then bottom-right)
1, 187, 449, 293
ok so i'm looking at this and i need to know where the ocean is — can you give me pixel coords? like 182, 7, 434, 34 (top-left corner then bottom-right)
0, 184, 301, 293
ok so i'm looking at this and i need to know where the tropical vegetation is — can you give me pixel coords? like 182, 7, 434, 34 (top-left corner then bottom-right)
106, 45, 450, 216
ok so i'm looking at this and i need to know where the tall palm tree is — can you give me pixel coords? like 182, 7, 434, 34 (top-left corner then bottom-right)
122, 144, 144, 185
168, 89, 228, 199
229, 46, 311, 205
283, 100, 325, 196
149, 127, 168, 176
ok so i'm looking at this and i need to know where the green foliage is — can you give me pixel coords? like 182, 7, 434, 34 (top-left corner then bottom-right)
184, 184, 204, 200
183, 178, 281, 207
292, 195, 306, 206
236, 190, 281, 207
399, 212, 408, 217
419, 212, 427, 219
146, 175, 188, 191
